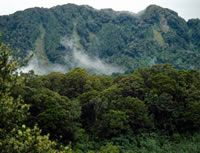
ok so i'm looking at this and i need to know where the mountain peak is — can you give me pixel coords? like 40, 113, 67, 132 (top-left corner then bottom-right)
139, 4, 182, 24
146, 4, 162, 10
144, 4, 178, 17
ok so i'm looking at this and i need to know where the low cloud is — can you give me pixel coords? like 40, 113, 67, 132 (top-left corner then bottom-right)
18, 55, 68, 75
18, 36, 124, 75
62, 37, 124, 75
73, 50, 123, 75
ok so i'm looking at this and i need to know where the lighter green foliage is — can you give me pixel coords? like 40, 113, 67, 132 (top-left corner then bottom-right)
0, 94, 29, 131
88, 143, 120, 153
1, 125, 71, 153
98, 143, 120, 153
152, 28, 165, 46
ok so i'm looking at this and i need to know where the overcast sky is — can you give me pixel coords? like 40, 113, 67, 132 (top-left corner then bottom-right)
0, 0, 199, 20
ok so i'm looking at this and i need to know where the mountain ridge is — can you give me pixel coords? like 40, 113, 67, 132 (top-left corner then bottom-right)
0, 4, 200, 74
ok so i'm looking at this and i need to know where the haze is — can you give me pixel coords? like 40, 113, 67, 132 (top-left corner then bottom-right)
0, 0, 199, 20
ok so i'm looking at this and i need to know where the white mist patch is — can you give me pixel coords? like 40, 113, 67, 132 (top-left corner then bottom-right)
73, 50, 123, 75
61, 37, 124, 75
18, 55, 68, 75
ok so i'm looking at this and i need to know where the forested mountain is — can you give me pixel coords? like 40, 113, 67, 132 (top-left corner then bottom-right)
0, 4, 200, 74
0, 2, 200, 153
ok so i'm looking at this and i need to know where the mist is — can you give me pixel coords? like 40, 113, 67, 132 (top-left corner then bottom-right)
73, 50, 123, 75
18, 37, 124, 75
18, 55, 68, 75
61, 37, 124, 75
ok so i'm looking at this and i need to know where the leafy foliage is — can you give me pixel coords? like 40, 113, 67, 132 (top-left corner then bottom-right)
16, 63, 199, 152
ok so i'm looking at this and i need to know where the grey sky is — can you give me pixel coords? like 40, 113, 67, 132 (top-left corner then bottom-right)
0, 0, 199, 20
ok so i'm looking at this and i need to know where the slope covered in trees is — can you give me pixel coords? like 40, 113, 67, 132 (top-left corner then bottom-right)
1, 42, 199, 152
0, 4, 200, 73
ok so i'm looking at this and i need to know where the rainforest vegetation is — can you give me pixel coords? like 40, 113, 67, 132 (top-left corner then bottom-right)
0, 42, 199, 152
0, 3, 200, 153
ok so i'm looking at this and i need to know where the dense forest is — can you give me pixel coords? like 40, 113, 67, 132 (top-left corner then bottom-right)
0, 4, 200, 74
0, 42, 199, 152
0, 3, 200, 153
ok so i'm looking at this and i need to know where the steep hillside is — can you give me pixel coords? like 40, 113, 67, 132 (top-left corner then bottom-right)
0, 4, 200, 74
